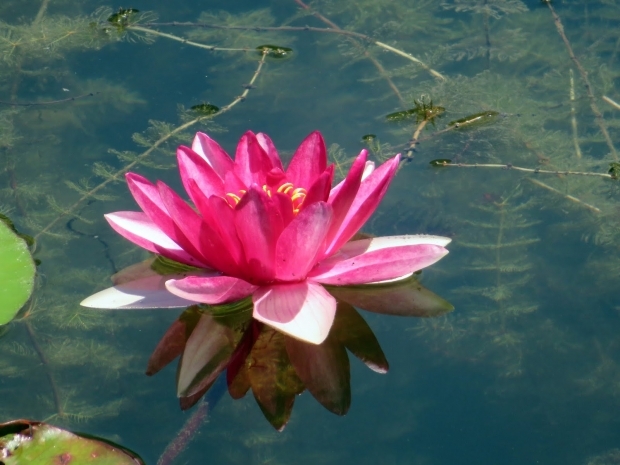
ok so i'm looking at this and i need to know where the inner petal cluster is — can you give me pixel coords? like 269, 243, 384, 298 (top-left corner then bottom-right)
225, 182, 308, 214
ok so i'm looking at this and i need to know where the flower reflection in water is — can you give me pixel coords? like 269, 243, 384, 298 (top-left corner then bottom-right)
147, 274, 453, 430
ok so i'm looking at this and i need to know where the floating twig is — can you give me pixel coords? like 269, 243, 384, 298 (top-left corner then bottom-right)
127, 26, 253, 52
527, 178, 601, 213
602, 95, 620, 111
33, 0, 51, 24
23, 315, 64, 417
0, 92, 99, 107
545, 0, 618, 161
431, 160, 613, 179
569, 69, 582, 158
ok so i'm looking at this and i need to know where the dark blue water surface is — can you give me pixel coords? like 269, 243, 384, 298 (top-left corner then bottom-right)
2, 0, 620, 464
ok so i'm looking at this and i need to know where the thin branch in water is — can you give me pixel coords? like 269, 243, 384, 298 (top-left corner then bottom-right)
0, 92, 99, 107
433, 160, 614, 179
527, 178, 601, 213
545, 0, 618, 161
33, 0, 51, 25
128, 26, 253, 52
602, 95, 620, 111
569, 69, 582, 159
34, 51, 269, 241
22, 311, 64, 417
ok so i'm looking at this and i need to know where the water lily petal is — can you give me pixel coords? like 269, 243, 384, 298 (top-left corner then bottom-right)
177, 145, 225, 201
234, 186, 282, 282
286, 131, 327, 189
335, 234, 452, 257
126, 173, 199, 257
191, 131, 235, 176
303, 165, 334, 207
204, 194, 247, 267
234, 131, 275, 186
309, 244, 449, 285
253, 281, 337, 345
166, 275, 258, 304
329, 160, 374, 198
325, 150, 367, 246
158, 181, 239, 275
156, 181, 211, 262
256, 132, 283, 171
323, 155, 400, 256
105, 211, 204, 266
80, 274, 199, 309
275, 202, 332, 281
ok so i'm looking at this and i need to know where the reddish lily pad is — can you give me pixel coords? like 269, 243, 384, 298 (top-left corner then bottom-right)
0, 420, 144, 464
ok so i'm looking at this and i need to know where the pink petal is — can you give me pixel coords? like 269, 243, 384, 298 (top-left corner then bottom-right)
80, 274, 200, 309
191, 132, 235, 177
275, 202, 332, 281
126, 173, 196, 254
329, 160, 375, 199
324, 150, 367, 246
323, 154, 400, 257
256, 133, 283, 171
286, 131, 327, 189
302, 165, 334, 207
336, 234, 452, 255
234, 186, 282, 282
156, 181, 211, 263
253, 281, 337, 345
233, 131, 274, 187
177, 145, 225, 202
158, 182, 239, 275
203, 194, 247, 268
166, 275, 258, 304
309, 244, 449, 285
105, 212, 205, 267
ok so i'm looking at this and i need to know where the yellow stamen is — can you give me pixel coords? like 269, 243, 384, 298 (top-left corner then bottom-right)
224, 183, 308, 213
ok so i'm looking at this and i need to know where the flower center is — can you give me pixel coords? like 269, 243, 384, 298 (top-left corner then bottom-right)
225, 183, 307, 213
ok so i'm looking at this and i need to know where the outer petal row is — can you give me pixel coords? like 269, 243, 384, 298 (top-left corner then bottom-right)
310, 235, 451, 285
253, 281, 337, 345
323, 154, 400, 257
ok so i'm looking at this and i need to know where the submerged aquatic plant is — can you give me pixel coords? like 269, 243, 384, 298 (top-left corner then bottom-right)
81, 131, 450, 344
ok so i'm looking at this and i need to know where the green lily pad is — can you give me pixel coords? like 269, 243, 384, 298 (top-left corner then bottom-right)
0, 218, 35, 325
0, 420, 144, 464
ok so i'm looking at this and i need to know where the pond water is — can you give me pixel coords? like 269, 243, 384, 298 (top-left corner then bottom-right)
1, 0, 620, 464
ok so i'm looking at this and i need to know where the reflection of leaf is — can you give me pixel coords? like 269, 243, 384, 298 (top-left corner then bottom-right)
0, 419, 145, 465
331, 302, 389, 373
327, 275, 454, 317
146, 307, 201, 376
286, 330, 351, 415
0, 217, 35, 325
177, 312, 235, 398
247, 327, 305, 431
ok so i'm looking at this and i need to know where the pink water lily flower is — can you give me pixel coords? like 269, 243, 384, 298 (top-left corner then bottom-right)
81, 131, 450, 344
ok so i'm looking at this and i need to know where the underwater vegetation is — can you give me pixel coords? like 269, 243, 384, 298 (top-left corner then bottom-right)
1, 0, 620, 463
